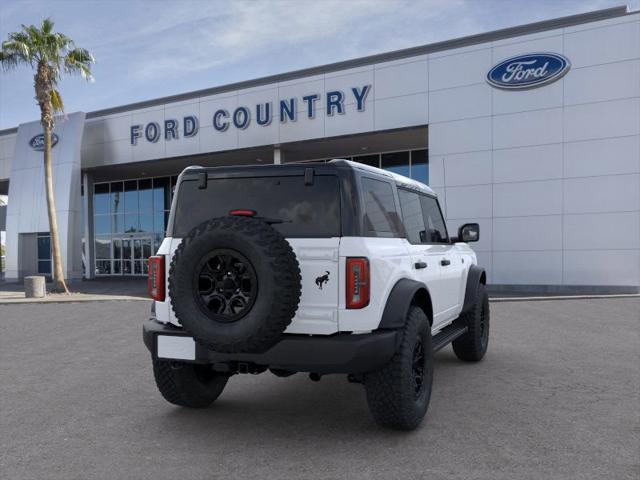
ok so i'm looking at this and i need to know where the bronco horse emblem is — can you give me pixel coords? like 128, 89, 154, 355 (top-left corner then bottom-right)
315, 271, 330, 290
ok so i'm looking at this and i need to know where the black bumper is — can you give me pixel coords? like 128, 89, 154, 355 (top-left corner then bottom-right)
143, 319, 398, 374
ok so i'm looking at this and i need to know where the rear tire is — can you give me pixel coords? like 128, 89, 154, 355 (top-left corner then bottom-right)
452, 283, 489, 362
363, 306, 433, 430
152, 359, 229, 408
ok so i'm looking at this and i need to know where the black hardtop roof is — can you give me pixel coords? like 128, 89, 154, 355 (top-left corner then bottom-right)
178, 159, 436, 196
180, 159, 352, 178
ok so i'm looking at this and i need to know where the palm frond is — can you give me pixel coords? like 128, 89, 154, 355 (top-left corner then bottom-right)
41, 17, 54, 35
0, 51, 20, 70
50, 88, 64, 113
64, 47, 94, 81
2, 36, 32, 63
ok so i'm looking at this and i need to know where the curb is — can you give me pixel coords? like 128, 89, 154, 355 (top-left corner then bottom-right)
0, 296, 150, 305
489, 293, 640, 303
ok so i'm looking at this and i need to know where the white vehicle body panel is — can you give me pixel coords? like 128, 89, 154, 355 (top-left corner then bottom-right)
155, 236, 341, 335
155, 234, 477, 335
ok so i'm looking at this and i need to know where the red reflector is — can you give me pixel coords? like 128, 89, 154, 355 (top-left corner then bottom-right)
229, 209, 256, 217
346, 257, 369, 309
148, 256, 165, 301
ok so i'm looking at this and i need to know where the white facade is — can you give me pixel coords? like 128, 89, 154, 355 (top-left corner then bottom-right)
0, 7, 638, 292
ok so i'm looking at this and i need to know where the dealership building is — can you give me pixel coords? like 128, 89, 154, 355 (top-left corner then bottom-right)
0, 5, 638, 292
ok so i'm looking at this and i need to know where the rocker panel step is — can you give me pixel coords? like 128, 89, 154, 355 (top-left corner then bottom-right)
433, 324, 468, 352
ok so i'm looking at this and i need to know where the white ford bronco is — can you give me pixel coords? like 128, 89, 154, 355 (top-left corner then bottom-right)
144, 160, 489, 430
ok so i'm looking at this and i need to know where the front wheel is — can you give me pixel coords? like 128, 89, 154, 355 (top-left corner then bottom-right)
152, 359, 229, 408
363, 306, 433, 430
452, 283, 489, 362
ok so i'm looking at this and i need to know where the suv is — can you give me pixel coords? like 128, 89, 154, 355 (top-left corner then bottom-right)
143, 160, 489, 430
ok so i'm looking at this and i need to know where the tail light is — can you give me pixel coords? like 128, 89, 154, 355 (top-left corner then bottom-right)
346, 257, 369, 309
148, 256, 165, 301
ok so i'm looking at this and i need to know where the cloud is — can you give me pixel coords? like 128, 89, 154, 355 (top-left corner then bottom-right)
91, 0, 474, 81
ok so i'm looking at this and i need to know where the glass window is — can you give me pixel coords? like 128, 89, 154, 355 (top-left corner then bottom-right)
142, 240, 152, 259
96, 260, 111, 275
110, 182, 123, 215
124, 180, 138, 213
153, 212, 165, 233
352, 154, 380, 168
124, 213, 139, 233
139, 213, 153, 232
122, 239, 132, 260
94, 183, 110, 214
411, 149, 428, 185
112, 238, 122, 260
398, 189, 427, 244
382, 151, 410, 178
95, 237, 111, 259
38, 260, 51, 274
420, 195, 448, 243
173, 175, 341, 238
112, 214, 124, 234
94, 215, 111, 235
139, 179, 153, 212
37, 234, 51, 260
361, 177, 403, 236
153, 177, 171, 212
154, 233, 164, 255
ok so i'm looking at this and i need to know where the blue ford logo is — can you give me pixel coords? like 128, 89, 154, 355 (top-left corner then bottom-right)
487, 53, 570, 90
29, 133, 59, 151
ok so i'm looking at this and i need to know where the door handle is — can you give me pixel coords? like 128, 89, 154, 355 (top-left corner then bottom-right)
440, 259, 451, 266
414, 261, 427, 269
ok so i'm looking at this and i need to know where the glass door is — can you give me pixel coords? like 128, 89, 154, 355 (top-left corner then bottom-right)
111, 236, 152, 276
133, 237, 152, 275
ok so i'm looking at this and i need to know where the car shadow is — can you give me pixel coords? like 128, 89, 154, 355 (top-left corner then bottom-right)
144, 352, 470, 442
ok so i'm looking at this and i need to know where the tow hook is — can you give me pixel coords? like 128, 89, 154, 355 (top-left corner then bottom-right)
309, 372, 322, 382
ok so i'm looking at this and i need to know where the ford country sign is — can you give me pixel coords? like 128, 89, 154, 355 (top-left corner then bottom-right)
487, 53, 570, 90
29, 133, 59, 151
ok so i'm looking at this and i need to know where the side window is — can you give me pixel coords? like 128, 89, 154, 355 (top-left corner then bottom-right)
398, 189, 427, 244
420, 195, 449, 243
361, 177, 403, 237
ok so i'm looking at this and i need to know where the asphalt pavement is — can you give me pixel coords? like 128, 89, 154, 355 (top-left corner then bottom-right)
1, 298, 638, 480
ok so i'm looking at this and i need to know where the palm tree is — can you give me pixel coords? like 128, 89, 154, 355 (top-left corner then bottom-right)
0, 18, 94, 293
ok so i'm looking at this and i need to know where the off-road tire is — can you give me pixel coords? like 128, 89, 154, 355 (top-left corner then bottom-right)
169, 216, 301, 353
363, 306, 433, 430
152, 359, 229, 408
452, 283, 489, 362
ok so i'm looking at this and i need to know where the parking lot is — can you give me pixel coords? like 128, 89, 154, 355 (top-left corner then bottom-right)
1, 297, 638, 480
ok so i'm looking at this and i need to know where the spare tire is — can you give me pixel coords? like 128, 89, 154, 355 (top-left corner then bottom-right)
168, 216, 301, 353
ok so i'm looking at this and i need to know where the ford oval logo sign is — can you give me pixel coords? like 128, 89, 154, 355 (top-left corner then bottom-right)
487, 53, 570, 90
29, 133, 59, 151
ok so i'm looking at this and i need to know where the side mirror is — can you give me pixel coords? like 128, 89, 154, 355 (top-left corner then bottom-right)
458, 223, 480, 243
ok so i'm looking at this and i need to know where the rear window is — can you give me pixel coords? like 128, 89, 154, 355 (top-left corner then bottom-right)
172, 175, 341, 237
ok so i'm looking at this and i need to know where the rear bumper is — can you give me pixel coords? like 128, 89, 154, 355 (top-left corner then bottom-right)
143, 318, 397, 374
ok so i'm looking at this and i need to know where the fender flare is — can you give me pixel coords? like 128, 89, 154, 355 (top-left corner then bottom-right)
378, 278, 432, 330
461, 265, 486, 314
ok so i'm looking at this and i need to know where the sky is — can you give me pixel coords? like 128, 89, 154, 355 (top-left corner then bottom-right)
0, 0, 637, 130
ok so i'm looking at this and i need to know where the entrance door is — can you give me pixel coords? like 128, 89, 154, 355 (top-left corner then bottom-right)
112, 236, 152, 276
132, 237, 152, 275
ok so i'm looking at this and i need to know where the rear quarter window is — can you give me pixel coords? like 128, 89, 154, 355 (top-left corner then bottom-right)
172, 175, 341, 238
361, 177, 403, 237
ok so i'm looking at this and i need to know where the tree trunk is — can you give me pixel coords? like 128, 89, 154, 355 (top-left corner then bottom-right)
43, 123, 69, 293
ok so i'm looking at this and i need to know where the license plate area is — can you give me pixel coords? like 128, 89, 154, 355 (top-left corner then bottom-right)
157, 335, 196, 360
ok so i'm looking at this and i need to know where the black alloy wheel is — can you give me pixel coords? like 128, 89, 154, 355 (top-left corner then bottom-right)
194, 249, 257, 322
